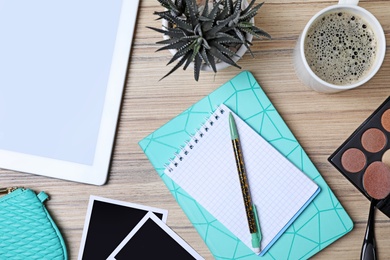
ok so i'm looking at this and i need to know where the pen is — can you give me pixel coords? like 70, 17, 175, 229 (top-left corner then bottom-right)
229, 112, 262, 253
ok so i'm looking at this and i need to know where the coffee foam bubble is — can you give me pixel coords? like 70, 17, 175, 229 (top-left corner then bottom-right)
304, 11, 377, 86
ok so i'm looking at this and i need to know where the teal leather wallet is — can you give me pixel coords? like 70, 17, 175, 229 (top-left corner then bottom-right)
0, 188, 68, 260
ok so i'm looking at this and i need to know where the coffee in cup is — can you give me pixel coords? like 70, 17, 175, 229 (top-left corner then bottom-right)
305, 10, 376, 86
294, 0, 386, 93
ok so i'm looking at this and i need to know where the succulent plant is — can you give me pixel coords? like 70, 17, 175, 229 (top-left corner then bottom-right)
148, 0, 271, 81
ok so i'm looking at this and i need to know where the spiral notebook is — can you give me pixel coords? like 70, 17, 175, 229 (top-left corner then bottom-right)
139, 71, 353, 259
164, 104, 320, 255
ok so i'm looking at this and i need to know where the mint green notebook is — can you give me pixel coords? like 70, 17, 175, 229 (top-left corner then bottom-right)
139, 71, 353, 259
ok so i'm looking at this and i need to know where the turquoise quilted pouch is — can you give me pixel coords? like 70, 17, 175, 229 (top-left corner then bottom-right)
0, 188, 68, 260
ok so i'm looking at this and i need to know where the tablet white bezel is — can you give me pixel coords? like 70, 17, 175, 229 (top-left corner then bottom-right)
0, 0, 139, 185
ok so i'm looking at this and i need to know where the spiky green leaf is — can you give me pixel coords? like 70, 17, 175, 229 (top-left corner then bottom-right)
240, 2, 264, 22
241, 0, 258, 16
216, 3, 229, 20
180, 35, 200, 41
156, 40, 192, 52
185, 0, 198, 28
226, 0, 234, 15
238, 21, 254, 28
167, 41, 194, 65
160, 51, 192, 81
155, 11, 193, 31
209, 46, 241, 69
157, 0, 171, 10
206, 50, 217, 73
147, 26, 186, 38
156, 37, 181, 45
214, 36, 243, 44
167, 0, 182, 16
232, 0, 241, 16
232, 27, 254, 56
194, 53, 202, 81
183, 51, 194, 70
200, 0, 209, 16
205, 1, 220, 21
252, 26, 272, 38
206, 13, 236, 37
190, 41, 202, 62
212, 41, 239, 57
199, 47, 211, 68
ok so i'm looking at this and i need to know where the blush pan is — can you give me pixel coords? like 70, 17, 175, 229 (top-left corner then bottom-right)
381, 109, 390, 132
363, 161, 390, 200
329, 96, 390, 217
361, 128, 387, 153
341, 148, 366, 173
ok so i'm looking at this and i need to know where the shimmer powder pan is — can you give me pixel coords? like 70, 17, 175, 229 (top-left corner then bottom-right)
329, 96, 390, 217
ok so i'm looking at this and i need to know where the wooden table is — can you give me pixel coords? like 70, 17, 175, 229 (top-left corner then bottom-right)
2, 0, 390, 259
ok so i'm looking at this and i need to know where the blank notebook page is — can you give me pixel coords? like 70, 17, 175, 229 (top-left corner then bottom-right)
164, 104, 319, 255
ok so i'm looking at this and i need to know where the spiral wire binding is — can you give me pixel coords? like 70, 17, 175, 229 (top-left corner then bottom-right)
165, 106, 225, 173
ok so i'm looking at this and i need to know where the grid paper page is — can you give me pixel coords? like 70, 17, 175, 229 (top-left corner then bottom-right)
164, 104, 319, 255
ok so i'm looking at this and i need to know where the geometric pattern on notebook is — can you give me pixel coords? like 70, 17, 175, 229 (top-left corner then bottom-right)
139, 71, 353, 259
163, 104, 319, 255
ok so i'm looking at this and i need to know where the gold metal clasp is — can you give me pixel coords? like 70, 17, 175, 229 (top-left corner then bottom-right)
0, 187, 18, 195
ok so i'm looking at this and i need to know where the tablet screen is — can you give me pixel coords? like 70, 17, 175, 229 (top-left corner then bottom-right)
0, 0, 138, 184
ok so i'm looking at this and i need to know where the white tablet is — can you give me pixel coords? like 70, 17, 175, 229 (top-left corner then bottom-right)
0, 0, 139, 185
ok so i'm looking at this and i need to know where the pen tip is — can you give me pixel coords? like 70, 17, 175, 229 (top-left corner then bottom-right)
253, 248, 260, 254
229, 113, 238, 139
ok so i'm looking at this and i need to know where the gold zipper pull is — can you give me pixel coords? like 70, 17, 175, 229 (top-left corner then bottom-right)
0, 187, 19, 195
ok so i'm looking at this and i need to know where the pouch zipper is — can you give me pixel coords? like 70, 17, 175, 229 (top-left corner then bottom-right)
0, 187, 19, 196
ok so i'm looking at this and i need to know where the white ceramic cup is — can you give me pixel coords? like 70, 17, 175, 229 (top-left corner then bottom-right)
293, 0, 386, 93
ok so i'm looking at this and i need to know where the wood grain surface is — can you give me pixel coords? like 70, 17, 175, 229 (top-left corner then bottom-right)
2, 0, 390, 259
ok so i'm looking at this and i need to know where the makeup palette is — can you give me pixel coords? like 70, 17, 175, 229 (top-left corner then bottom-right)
329, 96, 390, 217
